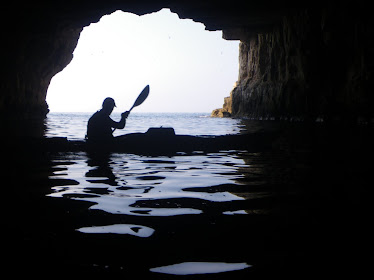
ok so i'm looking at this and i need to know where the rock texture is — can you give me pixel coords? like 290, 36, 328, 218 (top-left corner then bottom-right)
0, 1, 160, 122
1, 1, 373, 128
1, 25, 82, 119
211, 95, 232, 117
219, 5, 374, 122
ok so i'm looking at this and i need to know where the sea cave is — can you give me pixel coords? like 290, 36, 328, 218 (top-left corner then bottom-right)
1, 0, 373, 278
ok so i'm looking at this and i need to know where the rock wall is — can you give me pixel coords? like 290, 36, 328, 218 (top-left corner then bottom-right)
1, 1, 373, 130
221, 5, 374, 122
211, 95, 233, 117
0, 1, 162, 123
0, 0, 302, 126
1, 25, 82, 120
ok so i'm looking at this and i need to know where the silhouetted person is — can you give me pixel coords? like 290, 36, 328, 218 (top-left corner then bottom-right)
86, 97, 129, 144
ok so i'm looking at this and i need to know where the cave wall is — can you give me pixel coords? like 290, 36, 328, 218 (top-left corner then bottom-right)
0, 1, 164, 122
224, 4, 374, 122
1, 1, 373, 128
1, 24, 82, 120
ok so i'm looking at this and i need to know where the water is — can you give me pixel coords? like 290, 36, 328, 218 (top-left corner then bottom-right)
11, 113, 371, 277
150, 262, 251, 275
45, 112, 244, 140
41, 150, 276, 277
48, 152, 249, 217
27, 112, 279, 277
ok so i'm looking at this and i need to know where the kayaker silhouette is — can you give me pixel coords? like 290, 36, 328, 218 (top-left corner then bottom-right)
86, 85, 149, 145
86, 97, 130, 144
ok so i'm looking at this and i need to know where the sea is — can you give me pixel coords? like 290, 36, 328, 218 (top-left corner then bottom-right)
8, 112, 371, 277
26, 112, 282, 276
12, 112, 295, 277
44, 112, 246, 140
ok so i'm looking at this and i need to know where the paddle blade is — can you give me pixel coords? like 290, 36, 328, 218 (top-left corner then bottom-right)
131, 85, 149, 110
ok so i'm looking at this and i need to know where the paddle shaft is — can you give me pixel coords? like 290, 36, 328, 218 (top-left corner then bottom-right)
112, 85, 149, 132
128, 104, 136, 113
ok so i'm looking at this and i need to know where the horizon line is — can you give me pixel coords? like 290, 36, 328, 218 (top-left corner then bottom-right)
47, 111, 212, 114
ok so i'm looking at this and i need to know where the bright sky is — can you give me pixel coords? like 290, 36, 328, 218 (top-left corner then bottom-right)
46, 8, 239, 113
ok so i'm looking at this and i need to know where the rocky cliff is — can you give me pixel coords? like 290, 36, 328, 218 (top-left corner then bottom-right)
211, 95, 233, 117
216, 5, 374, 122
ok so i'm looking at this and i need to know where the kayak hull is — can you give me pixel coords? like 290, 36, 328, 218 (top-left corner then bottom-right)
18, 128, 275, 155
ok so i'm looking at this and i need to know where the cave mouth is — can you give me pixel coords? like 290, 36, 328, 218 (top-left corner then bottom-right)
46, 8, 239, 114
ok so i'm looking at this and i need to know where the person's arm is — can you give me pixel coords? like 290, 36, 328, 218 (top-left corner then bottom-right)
110, 111, 129, 129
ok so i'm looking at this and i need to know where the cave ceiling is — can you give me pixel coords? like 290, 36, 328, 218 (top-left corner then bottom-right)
7, 0, 306, 40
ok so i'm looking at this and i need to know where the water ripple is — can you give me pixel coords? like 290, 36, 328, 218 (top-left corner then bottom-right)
77, 224, 155, 237
150, 262, 251, 275
48, 152, 247, 217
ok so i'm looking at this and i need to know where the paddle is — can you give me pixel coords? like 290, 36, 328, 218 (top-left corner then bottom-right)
112, 85, 150, 133
129, 84, 150, 113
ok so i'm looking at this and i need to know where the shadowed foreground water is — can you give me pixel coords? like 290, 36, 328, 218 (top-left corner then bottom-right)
6, 121, 373, 278
45, 150, 276, 277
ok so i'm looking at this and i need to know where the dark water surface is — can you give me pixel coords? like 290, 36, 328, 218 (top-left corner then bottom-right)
11, 149, 285, 278
6, 117, 373, 278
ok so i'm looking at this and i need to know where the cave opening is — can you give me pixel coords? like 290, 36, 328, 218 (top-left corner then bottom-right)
46, 8, 239, 114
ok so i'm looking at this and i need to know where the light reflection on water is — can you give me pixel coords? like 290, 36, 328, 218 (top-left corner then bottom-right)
150, 262, 251, 275
45, 150, 273, 276
48, 151, 247, 217
77, 224, 155, 237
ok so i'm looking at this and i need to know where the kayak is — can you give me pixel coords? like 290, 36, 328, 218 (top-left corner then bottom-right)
22, 127, 275, 155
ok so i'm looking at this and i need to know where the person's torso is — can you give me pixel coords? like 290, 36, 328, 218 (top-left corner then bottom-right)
87, 110, 114, 143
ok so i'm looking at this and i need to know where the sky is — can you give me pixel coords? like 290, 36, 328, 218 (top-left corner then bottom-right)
46, 8, 239, 113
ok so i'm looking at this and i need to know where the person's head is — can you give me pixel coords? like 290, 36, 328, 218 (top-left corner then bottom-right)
102, 97, 116, 115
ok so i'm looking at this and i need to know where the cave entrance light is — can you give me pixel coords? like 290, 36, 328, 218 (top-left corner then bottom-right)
46, 8, 239, 113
